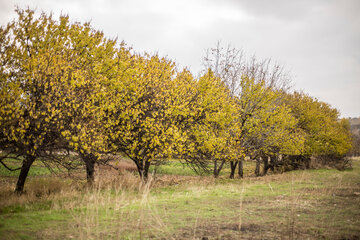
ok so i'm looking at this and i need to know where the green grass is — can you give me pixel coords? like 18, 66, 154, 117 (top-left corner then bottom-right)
149, 161, 203, 176
149, 159, 257, 177
0, 158, 359, 239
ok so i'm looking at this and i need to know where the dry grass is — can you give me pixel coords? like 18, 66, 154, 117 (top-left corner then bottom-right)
0, 177, 78, 209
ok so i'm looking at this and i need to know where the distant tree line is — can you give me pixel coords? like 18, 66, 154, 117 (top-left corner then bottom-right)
0, 8, 353, 194
347, 118, 360, 157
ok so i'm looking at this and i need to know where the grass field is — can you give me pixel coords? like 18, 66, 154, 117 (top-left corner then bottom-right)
0, 158, 359, 239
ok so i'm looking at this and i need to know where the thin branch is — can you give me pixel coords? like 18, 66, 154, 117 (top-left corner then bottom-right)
0, 159, 21, 171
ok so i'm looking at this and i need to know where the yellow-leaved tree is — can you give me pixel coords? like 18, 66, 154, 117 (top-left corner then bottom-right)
106, 54, 197, 180
203, 43, 302, 178
0, 8, 121, 192
234, 78, 305, 176
52, 15, 121, 185
284, 92, 352, 168
177, 69, 240, 177
0, 8, 74, 193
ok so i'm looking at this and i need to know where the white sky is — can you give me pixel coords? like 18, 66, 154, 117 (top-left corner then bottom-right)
1, 0, 359, 117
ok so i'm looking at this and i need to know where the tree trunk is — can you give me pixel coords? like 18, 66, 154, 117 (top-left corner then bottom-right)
15, 155, 36, 194
263, 156, 269, 176
135, 159, 151, 181
143, 160, 151, 181
213, 160, 217, 177
135, 159, 143, 178
80, 153, 97, 185
213, 159, 226, 178
238, 159, 243, 178
304, 156, 311, 169
229, 161, 238, 179
85, 158, 95, 185
255, 158, 261, 176
270, 155, 276, 171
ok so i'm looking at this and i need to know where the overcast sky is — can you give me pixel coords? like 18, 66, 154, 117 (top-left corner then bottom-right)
1, 0, 359, 117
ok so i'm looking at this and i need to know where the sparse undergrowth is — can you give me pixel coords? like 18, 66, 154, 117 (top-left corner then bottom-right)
0, 158, 359, 240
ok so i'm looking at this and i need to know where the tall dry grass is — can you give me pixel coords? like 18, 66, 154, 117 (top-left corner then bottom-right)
54, 171, 173, 239
0, 177, 79, 208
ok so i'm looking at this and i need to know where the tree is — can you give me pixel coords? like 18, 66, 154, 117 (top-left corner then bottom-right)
202, 42, 297, 178
283, 92, 352, 168
349, 133, 360, 157
178, 70, 239, 177
52, 15, 121, 185
106, 54, 197, 180
0, 8, 120, 192
0, 8, 71, 193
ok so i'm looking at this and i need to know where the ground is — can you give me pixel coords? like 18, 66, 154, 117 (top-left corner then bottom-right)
0, 158, 359, 239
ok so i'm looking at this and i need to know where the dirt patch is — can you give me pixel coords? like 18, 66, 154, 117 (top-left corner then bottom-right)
303, 186, 360, 196
338, 235, 360, 240
220, 223, 260, 232
152, 175, 213, 188
332, 188, 360, 198
173, 222, 275, 240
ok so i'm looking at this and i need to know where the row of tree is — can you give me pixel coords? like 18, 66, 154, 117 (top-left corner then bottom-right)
0, 9, 352, 194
